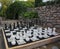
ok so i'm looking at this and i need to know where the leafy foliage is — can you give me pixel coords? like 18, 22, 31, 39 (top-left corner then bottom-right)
0, 0, 13, 17
23, 11, 38, 19
35, 0, 42, 7
6, 1, 35, 19
0, 5, 7, 17
0, 0, 13, 6
6, 1, 27, 19
35, 0, 60, 7
17, 1, 35, 8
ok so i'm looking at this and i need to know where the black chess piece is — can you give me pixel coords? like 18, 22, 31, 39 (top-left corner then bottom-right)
4, 24, 8, 30
27, 22, 31, 30
17, 22, 19, 28
31, 30, 33, 34
34, 25, 37, 29
13, 23, 16, 29
20, 21, 24, 28
29, 22, 31, 28
9, 24, 13, 31
9, 24, 11, 28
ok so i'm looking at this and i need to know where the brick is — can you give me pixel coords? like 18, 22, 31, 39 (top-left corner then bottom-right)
55, 24, 60, 29
57, 20, 60, 23
46, 23, 53, 27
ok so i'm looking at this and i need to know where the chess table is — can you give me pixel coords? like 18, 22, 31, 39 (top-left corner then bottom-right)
2, 29, 60, 49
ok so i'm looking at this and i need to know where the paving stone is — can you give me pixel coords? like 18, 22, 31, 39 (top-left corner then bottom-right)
0, 30, 6, 49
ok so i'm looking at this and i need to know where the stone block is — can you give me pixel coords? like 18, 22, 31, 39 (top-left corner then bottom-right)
57, 20, 60, 23
46, 23, 53, 27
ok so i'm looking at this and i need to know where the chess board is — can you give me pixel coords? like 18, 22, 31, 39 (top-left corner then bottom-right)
2, 22, 60, 49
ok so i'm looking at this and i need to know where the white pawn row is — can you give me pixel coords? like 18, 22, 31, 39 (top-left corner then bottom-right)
6, 27, 58, 45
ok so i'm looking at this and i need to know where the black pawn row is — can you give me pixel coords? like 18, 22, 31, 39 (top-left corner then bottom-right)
4, 21, 34, 30
4, 22, 20, 30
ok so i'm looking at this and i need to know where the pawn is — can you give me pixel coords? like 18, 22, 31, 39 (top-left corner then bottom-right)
38, 27, 42, 33
52, 28, 57, 35
4, 24, 10, 32
27, 23, 29, 29
31, 35, 39, 41
13, 23, 16, 29
48, 27, 53, 36
9, 35, 16, 45
29, 21, 32, 28
11, 41, 16, 45
16, 33, 20, 39
10, 38, 16, 45
17, 37, 26, 45
20, 21, 24, 28
43, 28, 49, 38
9, 24, 13, 31
25, 37, 30, 42
8, 38, 16, 46
4, 24, 8, 30
13, 23, 19, 31
17, 22, 19, 28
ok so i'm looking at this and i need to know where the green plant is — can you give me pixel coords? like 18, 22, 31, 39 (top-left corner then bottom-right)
0, 0, 13, 17
23, 11, 38, 19
6, 1, 27, 19
17, 1, 35, 8
35, 0, 42, 7
35, 0, 60, 7
0, 5, 7, 17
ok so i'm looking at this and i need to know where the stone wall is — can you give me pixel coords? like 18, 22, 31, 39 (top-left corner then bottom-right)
36, 5, 60, 30
36, 4, 60, 32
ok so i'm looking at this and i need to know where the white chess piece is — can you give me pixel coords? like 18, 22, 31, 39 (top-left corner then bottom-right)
31, 30, 39, 42
8, 35, 16, 45
20, 37, 26, 44
25, 37, 30, 41
11, 41, 16, 45
48, 27, 53, 36
17, 37, 26, 45
43, 28, 49, 38
38, 32, 43, 38
31, 35, 39, 41
52, 28, 57, 35
38, 27, 42, 33
10, 35, 15, 40
7, 38, 11, 42
22, 30, 27, 39
16, 31, 26, 45
27, 30, 32, 37
19, 30, 25, 37
22, 30, 30, 41
33, 29, 38, 36
19, 32, 22, 37
37, 27, 43, 38
22, 34, 26, 39
16, 32, 22, 39
30, 26, 34, 30
16, 34, 20, 39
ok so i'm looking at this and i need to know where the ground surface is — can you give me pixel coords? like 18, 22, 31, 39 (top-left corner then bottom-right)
0, 29, 6, 49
